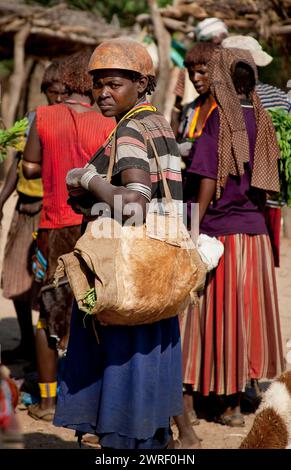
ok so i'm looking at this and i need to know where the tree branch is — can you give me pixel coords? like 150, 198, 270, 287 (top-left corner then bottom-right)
4, 24, 30, 128
147, 0, 171, 113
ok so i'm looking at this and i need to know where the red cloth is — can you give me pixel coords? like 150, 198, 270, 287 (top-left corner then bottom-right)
182, 234, 284, 395
37, 104, 115, 229
264, 206, 281, 267
0, 380, 12, 430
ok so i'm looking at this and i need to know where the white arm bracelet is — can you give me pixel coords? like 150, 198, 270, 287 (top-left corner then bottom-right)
80, 169, 99, 191
125, 182, 152, 202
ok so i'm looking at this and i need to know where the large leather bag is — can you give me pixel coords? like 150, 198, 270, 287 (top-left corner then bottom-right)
55, 121, 207, 326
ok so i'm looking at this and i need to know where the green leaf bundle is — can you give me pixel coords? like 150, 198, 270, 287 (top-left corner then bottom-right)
0, 117, 29, 163
82, 287, 97, 313
268, 109, 291, 207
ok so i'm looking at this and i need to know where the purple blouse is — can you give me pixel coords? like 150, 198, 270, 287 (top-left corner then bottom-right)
186, 104, 268, 236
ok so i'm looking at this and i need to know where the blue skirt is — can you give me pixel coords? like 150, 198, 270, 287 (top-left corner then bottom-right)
54, 304, 183, 449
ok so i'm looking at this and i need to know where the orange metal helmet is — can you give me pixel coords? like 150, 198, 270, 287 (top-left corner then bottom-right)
88, 38, 155, 77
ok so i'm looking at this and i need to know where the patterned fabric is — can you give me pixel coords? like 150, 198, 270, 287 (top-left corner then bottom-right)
179, 304, 201, 387
256, 82, 291, 113
37, 225, 82, 346
1, 194, 42, 302
182, 234, 285, 395
91, 108, 183, 215
208, 48, 280, 198
188, 105, 269, 236
36, 103, 115, 229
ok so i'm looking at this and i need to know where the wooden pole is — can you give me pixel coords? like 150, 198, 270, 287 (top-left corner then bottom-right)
17, 57, 34, 120
147, 0, 171, 113
270, 24, 291, 36
1, 24, 30, 177
3, 24, 31, 129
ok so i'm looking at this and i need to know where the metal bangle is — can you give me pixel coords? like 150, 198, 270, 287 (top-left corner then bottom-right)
80, 170, 99, 191
22, 160, 41, 169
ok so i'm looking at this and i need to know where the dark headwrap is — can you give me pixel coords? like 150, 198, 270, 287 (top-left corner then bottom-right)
207, 47, 280, 198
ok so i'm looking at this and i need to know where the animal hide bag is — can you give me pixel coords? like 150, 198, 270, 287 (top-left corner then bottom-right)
240, 371, 291, 449
55, 115, 207, 325
55, 214, 207, 326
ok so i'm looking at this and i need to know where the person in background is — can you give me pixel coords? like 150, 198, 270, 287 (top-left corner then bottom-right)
0, 61, 69, 364
22, 51, 115, 421
172, 42, 218, 448
195, 18, 228, 45
222, 34, 290, 403
171, 18, 228, 135
177, 43, 219, 153
222, 35, 291, 269
187, 47, 285, 426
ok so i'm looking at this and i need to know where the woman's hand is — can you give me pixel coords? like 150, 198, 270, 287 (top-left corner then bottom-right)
178, 141, 193, 158
67, 196, 90, 216
66, 168, 89, 188
66, 166, 99, 197
67, 196, 82, 213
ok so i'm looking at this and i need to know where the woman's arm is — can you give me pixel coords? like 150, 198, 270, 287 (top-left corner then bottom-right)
196, 177, 216, 224
171, 97, 183, 137
22, 118, 42, 179
88, 168, 151, 220
67, 166, 152, 220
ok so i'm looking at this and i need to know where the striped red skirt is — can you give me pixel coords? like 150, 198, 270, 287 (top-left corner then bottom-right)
179, 234, 285, 396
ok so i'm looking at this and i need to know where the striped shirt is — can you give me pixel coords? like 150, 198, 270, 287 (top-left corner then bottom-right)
92, 109, 183, 214
256, 82, 291, 112
256, 82, 290, 208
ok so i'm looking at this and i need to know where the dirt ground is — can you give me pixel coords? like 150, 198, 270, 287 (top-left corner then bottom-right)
0, 194, 290, 449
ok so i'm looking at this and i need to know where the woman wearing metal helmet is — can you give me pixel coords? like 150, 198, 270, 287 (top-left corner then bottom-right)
54, 39, 184, 449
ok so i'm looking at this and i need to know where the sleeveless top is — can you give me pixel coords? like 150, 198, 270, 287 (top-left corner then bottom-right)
17, 111, 43, 198
36, 103, 115, 229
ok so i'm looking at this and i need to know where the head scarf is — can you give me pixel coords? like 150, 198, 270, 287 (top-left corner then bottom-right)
207, 47, 280, 198
196, 18, 228, 42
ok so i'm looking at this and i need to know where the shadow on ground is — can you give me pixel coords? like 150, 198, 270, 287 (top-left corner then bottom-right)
24, 432, 101, 449
193, 380, 272, 421
24, 432, 79, 449
0, 317, 20, 348
0, 317, 28, 378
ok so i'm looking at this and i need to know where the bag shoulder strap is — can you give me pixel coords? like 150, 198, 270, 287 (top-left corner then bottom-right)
106, 131, 117, 183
